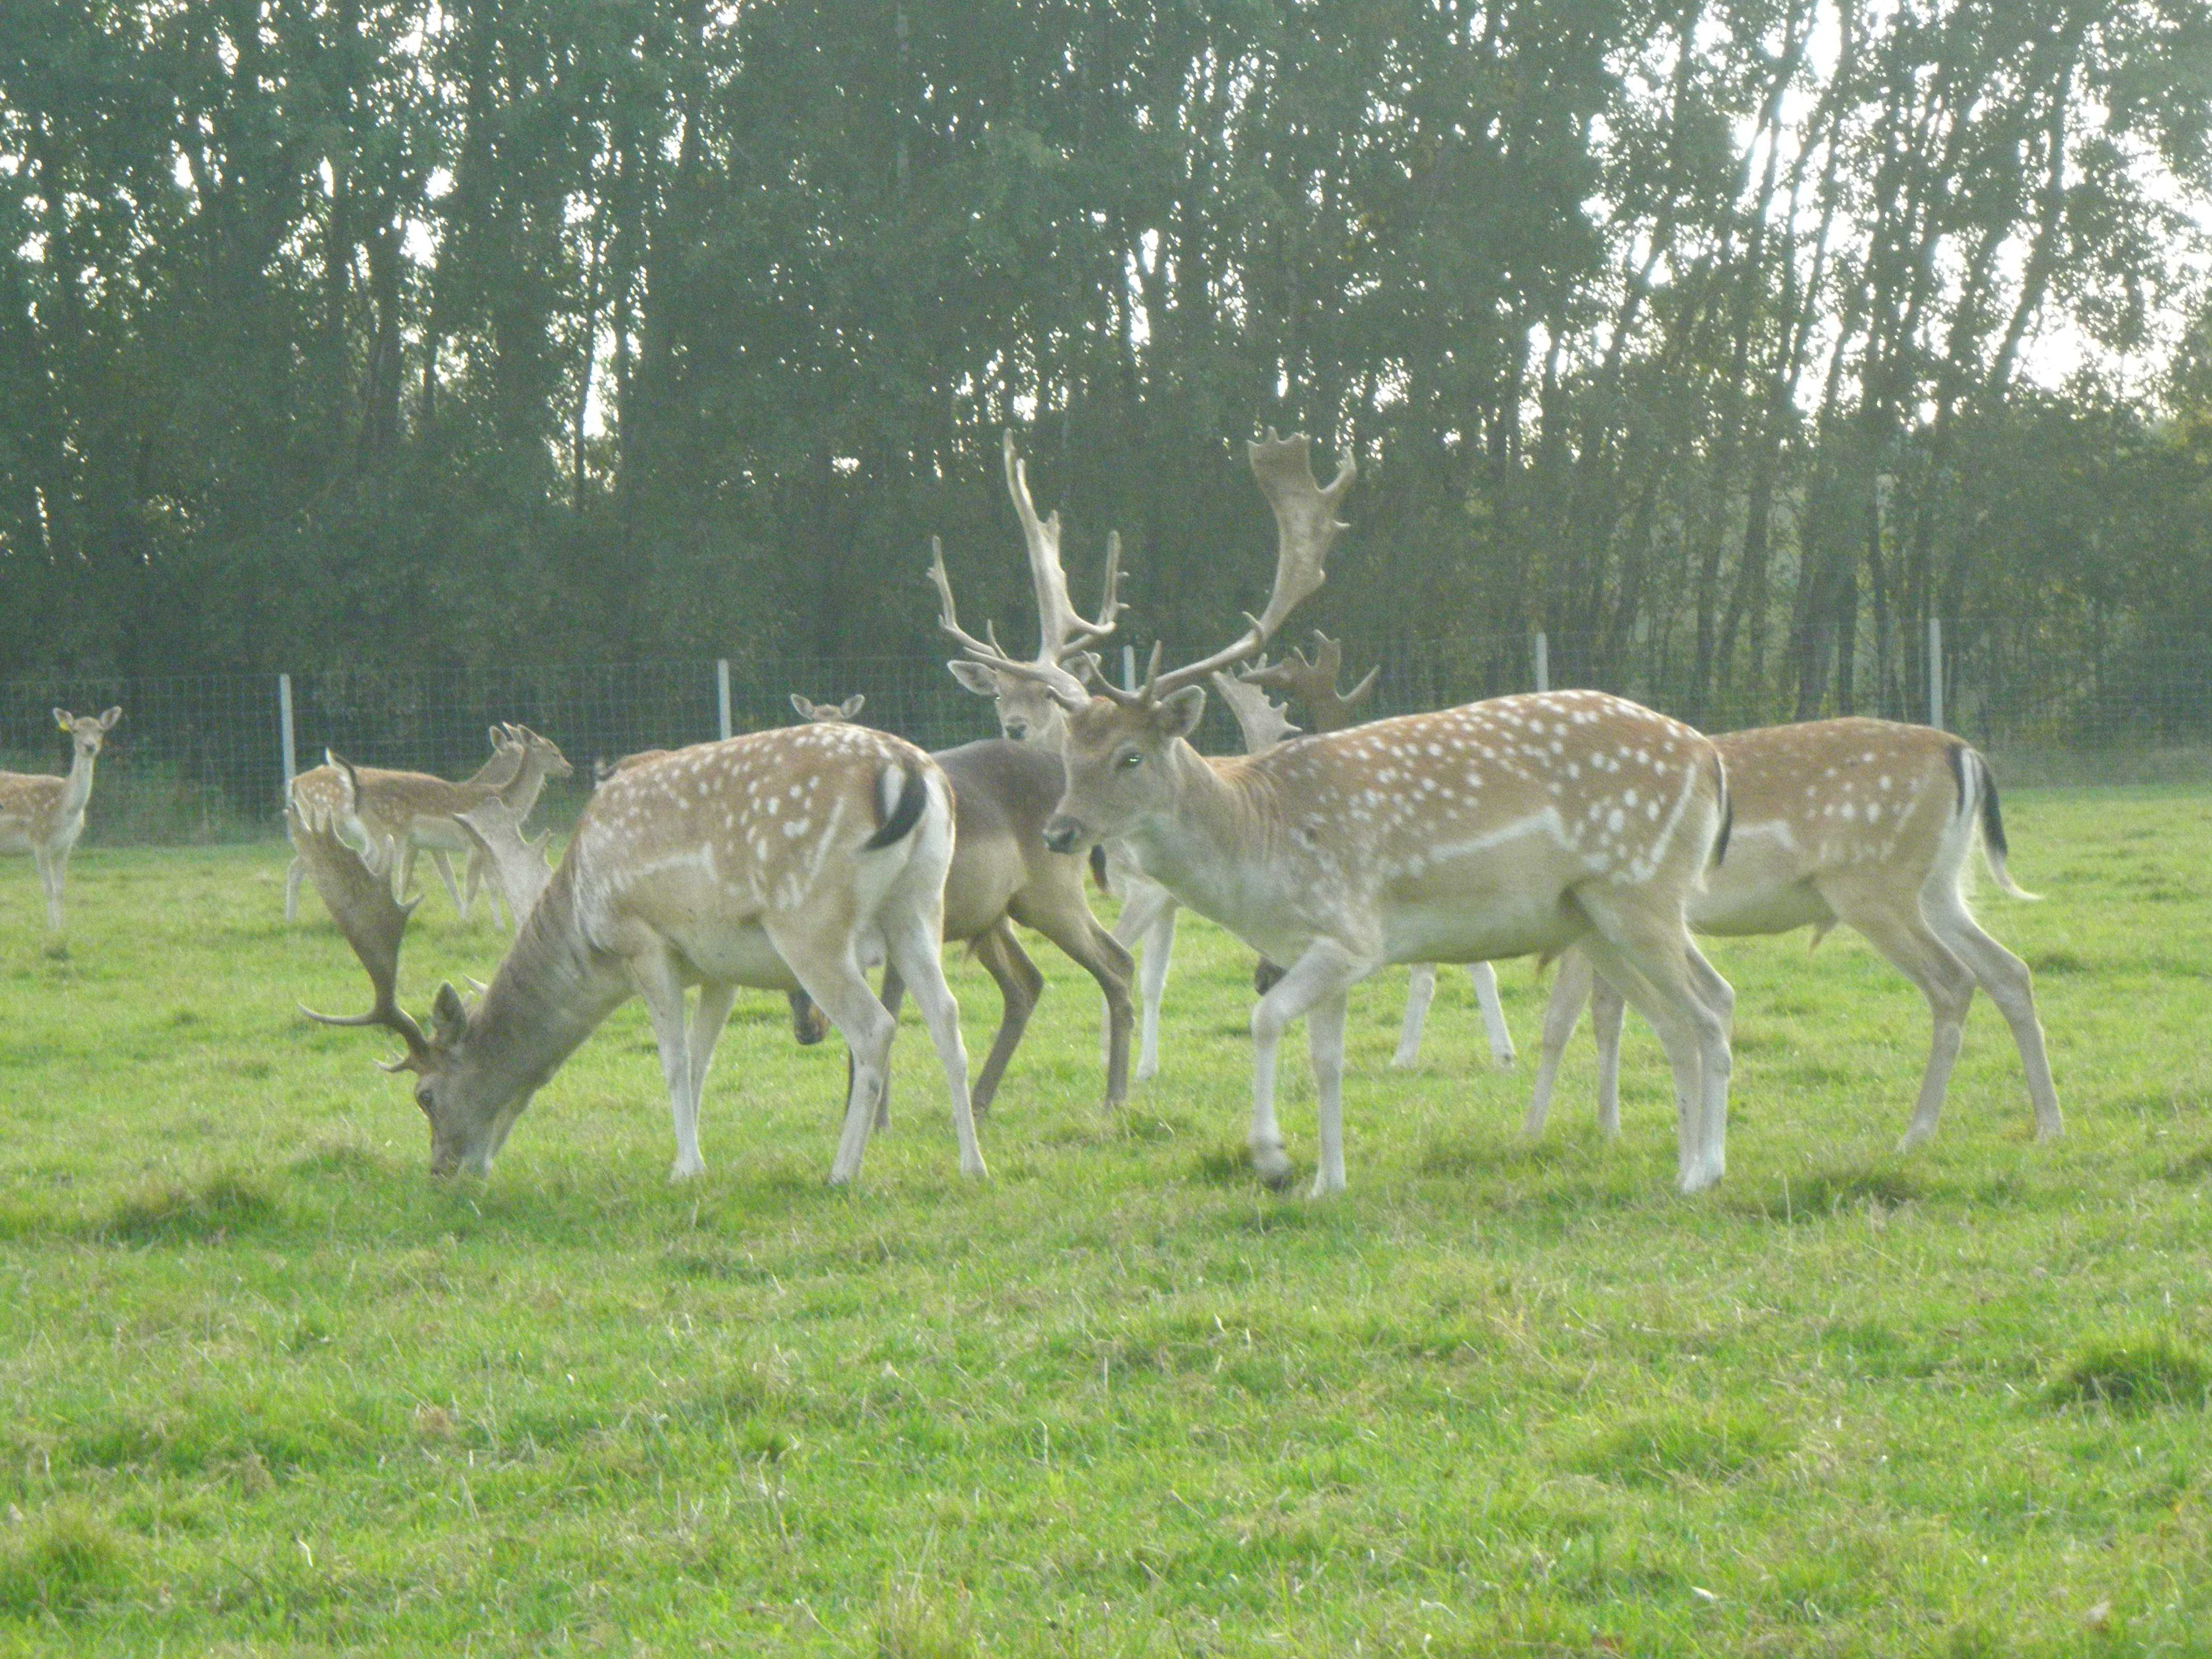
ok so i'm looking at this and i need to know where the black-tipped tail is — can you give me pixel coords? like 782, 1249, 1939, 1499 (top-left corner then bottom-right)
1977, 753, 2009, 865
1088, 843, 1110, 891
864, 763, 929, 850
1708, 750, 1733, 868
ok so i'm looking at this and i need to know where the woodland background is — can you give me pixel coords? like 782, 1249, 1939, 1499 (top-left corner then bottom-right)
6, 0, 2212, 743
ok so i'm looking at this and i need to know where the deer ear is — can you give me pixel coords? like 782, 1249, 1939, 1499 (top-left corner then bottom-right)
948, 660, 998, 696
98, 707, 121, 730
789, 693, 813, 718
1157, 686, 1207, 740
431, 982, 470, 1047
53, 708, 71, 731
840, 694, 866, 719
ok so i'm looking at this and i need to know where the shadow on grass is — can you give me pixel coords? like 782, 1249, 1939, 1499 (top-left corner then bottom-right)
2045, 1335, 2211, 1413
1728, 1162, 1928, 1224
1564, 1406, 1793, 1486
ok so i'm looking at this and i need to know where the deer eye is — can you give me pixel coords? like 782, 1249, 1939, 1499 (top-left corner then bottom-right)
415, 1085, 434, 1114
1118, 751, 1144, 770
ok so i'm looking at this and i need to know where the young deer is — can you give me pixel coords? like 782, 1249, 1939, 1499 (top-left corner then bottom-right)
939, 432, 1184, 1078
1525, 719, 2059, 1152
291, 726, 981, 1184
285, 730, 525, 921
787, 691, 1134, 1116
1242, 636, 1519, 1072
946, 431, 1736, 1195
1, 707, 122, 930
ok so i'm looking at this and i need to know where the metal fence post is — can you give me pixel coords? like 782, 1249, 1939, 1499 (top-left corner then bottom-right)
1928, 617, 1944, 730
1533, 631, 1549, 693
716, 659, 733, 740
277, 673, 297, 801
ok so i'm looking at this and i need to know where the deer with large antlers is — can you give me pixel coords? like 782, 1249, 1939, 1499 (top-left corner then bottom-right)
1243, 636, 1519, 1073
1524, 719, 2059, 1152
289, 730, 981, 1185
785, 691, 1134, 1117
938, 432, 1186, 1079
941, 431, 1736, 1195
1, 707, 122, 930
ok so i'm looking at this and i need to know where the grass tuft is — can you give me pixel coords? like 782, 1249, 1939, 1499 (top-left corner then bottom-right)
2045, 1335, 2212, 1412
1567, 1408, 1791, 1485
872, 1570, 977, 1659
101, 1168, 280, 1243
0, 1503, 130, 1616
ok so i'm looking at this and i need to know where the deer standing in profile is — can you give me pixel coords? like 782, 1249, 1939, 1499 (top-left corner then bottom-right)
1, 707, 122, 930
290, 725, 981, 1184
1525, 719, 2059, 1152
945, 431, 1737, 1195
941, 432, 1184, 1079
1242, 636, 1519, 1073
285, 730, 523, 921
787, 689, 1134, 1117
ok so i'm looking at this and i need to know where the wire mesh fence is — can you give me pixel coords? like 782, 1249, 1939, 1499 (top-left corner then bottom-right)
4, 632, 2207, 849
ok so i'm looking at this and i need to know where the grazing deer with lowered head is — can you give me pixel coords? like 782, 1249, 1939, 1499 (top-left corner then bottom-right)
1525, 719, 2059, 1153
290, 726, 981, 1184
940, 432, 1183, 1079
1, 707, 122, 930
788, 689, 1134, 1118
1242, 636, 1519, 1072
945, 431, 1736, 1195
285, 730, 524, 921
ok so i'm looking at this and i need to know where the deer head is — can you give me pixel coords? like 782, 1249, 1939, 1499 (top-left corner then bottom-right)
54, 706, 122, 763
936, 430, 1123, 745
790, 693, 867, 724
499, 722, 575, 780
944, 431, 1351, 853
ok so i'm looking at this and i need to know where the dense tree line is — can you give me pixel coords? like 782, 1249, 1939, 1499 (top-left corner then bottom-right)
5, 0, 2211, 740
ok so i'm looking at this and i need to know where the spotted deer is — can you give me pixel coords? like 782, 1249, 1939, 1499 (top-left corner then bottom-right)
938, 432, 1184, 1078
945, 431, 1736, 1195
284, 731, 524, 922
1242, 636, 1519, 1072
1, 707, 122, 930
1525, 718, 2059, 1152
290, 725, 981, 1184
786, 690, 1134, 1117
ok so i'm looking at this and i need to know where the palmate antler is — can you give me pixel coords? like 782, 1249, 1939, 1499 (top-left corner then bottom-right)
1209, 667, 1302, 753
1239, 631, 1378, 734
289, 763, 431, 1068
454, 797, 554, 929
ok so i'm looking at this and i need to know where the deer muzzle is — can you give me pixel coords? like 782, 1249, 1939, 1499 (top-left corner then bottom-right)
1043, 815, 1086, 856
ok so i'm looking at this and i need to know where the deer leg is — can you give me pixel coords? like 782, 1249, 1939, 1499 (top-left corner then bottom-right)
874, 964, 907, 1130
968, 921, 1046, 1117
628, 947, 703, 1180
1248, 938, 1370, 1191
1819, 879, 1976, 1152
1525, 948, 1595, 1137
429, 848, 467, 918
882, 913, 983, 1180
1016, 884, 1134, 1109
778, 940, 898, 1185
285, 855, 304, 923
391, 837, 418, 904
1590, 968, 1629, 1140
1571, 897, 1733, 1194
1471, 962, 1517, 1069
1306, 987, 1352, 1198
1924, 888, 2061, 1142
36, 849, 62, 931
687, 980, 739, 1132
1392, 965, 1437, 1069
1111, 881, 1177, 1081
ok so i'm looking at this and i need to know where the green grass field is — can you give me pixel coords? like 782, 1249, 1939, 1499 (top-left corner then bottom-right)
2, 789, 2208, 1656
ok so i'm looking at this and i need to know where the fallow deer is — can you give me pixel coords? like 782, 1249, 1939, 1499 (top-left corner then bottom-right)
457, 723, 575, 928
1242, 636, 1519, 1072
939, 433, 1186, 1078
1525, 719, 2059, 1152
284, 730, 525, 921
944, 431, 1736, 1195
1, 707, 122, 930
451, 796, 554, 931
290, 726, 981, 1184
787, 691, 1134, 1117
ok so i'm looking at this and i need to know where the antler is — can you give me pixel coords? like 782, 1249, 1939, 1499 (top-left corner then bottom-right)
1239, 630, 1379, 734
454, 798, 554, 927
1209, 667, 1301, 754
929, 535, 1093, 710
289, 774, 431, 1067
1003, 430, 1124, 660
1142, 430, 1356, 701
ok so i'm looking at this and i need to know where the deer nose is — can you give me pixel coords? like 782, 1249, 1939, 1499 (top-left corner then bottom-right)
1043, 816, 1084, 856
1003, 720, 1029, 742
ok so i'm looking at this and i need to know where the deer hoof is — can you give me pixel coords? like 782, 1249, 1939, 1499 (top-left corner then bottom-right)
1252, 1143, 1294, 1189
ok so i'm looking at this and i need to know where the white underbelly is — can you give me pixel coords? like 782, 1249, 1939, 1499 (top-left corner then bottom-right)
409, 817, 471, 853
1692, 879, 1832, 937
660, 921, 804, 992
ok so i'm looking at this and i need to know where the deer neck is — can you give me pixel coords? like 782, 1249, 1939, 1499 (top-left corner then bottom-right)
498, 751, 554, 819
58, 745, 100, 825
1116, 742, 1288, 936
457, 860, 630, 1103
462, 747, 527, 795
